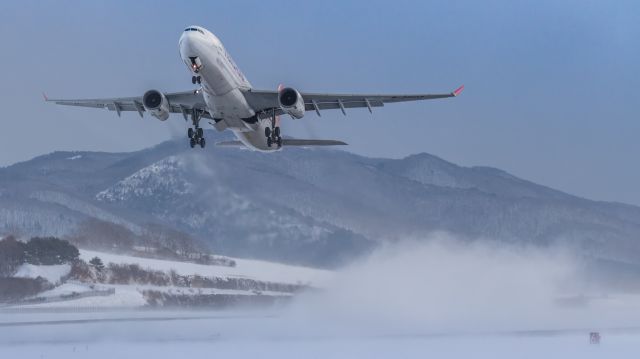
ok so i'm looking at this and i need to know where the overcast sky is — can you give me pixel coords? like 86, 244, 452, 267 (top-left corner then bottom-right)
0, 0, 639, 204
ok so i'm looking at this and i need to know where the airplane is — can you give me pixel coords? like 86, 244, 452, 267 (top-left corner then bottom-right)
47, 25, 463, 152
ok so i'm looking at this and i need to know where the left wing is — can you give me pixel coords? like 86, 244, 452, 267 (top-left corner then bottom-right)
242, 85, 464, 117
44, 91, 213, 119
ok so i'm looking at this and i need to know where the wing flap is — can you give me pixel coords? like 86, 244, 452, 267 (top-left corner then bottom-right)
304, 99, 384, 112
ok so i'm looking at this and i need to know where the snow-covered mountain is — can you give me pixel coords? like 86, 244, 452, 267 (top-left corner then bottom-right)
2, 130, 640, 270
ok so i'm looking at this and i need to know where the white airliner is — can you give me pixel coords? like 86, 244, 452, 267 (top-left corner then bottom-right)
47, 25, 463, 151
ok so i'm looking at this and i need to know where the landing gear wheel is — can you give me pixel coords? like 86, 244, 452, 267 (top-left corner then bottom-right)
200, 138, 206, 148
188, 128, 194, 138
189, 138, 196, 148
196, 76, 202, 84
197, 128, 204, 138
266, 108, 282, 149
192, 76, 197, 85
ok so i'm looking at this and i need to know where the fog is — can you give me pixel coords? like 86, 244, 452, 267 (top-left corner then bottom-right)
287, 235, 640, 336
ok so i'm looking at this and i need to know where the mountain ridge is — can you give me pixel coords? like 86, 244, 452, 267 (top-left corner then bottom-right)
1, 130, 639, 270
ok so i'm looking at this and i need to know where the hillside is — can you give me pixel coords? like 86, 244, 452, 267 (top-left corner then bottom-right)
6, 248, 331, 309
1, 130, 640, 270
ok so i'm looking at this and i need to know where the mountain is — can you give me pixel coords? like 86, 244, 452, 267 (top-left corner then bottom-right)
2, 130, 640, 270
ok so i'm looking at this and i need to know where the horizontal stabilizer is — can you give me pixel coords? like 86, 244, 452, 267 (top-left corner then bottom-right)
216, 139, 347, 147
282, 139, 347, 146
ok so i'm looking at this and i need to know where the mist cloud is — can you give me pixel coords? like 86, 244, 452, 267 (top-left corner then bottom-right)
287, 234, 640, 336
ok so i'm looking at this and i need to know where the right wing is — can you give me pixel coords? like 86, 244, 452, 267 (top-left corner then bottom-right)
242, 85, 464, 117
45, 91, 213, 119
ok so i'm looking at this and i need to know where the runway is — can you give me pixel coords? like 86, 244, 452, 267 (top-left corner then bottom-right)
1, 309, 638, 359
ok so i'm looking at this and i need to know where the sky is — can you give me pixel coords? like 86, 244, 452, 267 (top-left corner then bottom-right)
0, 0, 639, 204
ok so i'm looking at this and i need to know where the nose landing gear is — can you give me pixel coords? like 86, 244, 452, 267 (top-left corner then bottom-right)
191, 76, 201, 85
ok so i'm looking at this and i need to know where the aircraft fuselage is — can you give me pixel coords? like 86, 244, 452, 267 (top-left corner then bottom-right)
179, 26, 275, 151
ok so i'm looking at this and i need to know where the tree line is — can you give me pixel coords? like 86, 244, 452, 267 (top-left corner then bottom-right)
0, 236, 80, 277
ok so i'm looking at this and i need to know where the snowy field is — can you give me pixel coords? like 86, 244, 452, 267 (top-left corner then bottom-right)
7, 249, 332, 310
79, 249, 333, 286
0, 309, 639, 359
4, 238, 640, 358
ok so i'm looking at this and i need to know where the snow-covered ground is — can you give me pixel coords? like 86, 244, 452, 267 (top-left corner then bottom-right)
3, 240, 640, 357
0, 310, 638, 359
5, 249, 332, 310
20, 286, 147, 309
0, 246, 334, 310
36, 282, 94, 298
79, 249, 333, 286
15, 282, 143, 309
17, 283, 293, 310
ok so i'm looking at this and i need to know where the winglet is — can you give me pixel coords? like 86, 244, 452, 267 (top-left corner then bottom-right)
42, 92, 49, 101
452, 85, 464, 97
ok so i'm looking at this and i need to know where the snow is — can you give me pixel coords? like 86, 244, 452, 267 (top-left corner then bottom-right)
4, 241, 640, 357
96, 156, 193, 202
5, 249, 329, 310
66, 155, 82, 160
14, 283, 291, 310
17, 285, 146, 309
121, 284, 292, 297
14, 263, 71, 284
79, 249, 333, 286
0, 310, 639, 359
36, 282, 94, 298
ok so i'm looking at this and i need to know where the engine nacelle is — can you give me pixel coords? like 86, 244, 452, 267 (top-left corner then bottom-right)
142, 90, 170, 121
278, 87, 305, 119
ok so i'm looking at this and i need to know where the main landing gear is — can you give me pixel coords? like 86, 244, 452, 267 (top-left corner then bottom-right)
187, 108, 206, 149
191, 76, 201, 85
265, 109, 282, 148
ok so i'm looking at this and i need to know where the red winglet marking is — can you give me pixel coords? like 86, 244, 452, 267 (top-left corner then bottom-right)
452, 85, 464, 97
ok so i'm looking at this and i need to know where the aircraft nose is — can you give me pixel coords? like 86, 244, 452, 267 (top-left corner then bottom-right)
179, 35, 203, 73
179, 32, 197, 55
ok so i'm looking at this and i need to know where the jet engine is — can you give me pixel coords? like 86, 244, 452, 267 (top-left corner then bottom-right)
142, 90, 170, 121
278, 87, 305, 119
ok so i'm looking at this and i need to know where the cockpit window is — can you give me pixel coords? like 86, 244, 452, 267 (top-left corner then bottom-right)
184, 27, 204, 34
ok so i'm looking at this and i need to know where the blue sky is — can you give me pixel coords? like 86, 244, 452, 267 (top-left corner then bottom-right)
0, 1, 639, 204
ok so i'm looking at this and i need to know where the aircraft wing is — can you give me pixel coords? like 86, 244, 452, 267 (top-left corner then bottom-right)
45, 91, 213, 119
242, 85, 464, 117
